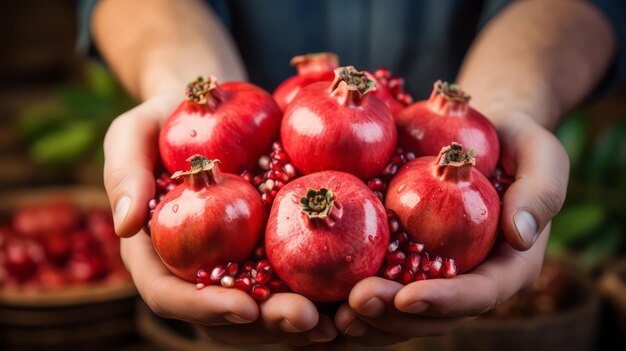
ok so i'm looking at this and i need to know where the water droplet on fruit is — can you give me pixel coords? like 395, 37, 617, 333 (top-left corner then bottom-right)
397, 184, 407, 193
172, 204, 179, 213
189, 129, 197, 137
345, 255, 353, 263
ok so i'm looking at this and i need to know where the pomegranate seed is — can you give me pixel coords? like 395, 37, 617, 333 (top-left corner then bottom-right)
196, 269, 210, 285
381, 163, 398, 178
406, 242, 424, 254
242, 260, 255, 272
392, 231, 408, 246
414, 272, 427, 281
275, 180, 285, 189
259, 179, 275, 193
428, 256, 443, 278
405, 152, 416, 161
148, 199, 157, 210
272, 141, 283, 152
443, 258, 458, 278
273, 151, 289, 162
405, 253, 421, 274
270, 159, 283, 171
270, 190, 277, 197
283, 163, 296, 178
226, 262, 239, 277
258, 155, 271, 170
388, 240, 400, 253
221, 275, 235, 288
374, 191, 384, 202
256, 259, 272, 273
240, 170, 253, 183
264, 170, 275, 180
234, 276, 252, 291
268, 279, 288, 293
255, 246, 266, 259
165, 183, 176, 192
210, 266, 226, 283
390, 155, 402, 164
388, 218, 400, 233
261, 192, 273, 206
368, 178, 384, 191
253, 175, 265, 186
399, 270, 414, 285
386, 250, 406, 265
375, 67, 391, 79
250, 284, 270, 300
420, 252, 431, 271
387, 209, 398, 219
383, 264, 402, 280
274, 171, 290, 182
255, 269, 271, 285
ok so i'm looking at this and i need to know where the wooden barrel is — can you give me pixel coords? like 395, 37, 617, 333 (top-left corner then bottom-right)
0, 187, 138, 350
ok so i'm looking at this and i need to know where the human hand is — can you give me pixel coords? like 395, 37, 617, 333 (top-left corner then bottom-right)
104, 94, 337, 346
335, 112, 569, 345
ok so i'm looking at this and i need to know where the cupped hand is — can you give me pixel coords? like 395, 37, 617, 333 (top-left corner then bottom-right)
104, 94, 337, 346
335, 113, 569, 345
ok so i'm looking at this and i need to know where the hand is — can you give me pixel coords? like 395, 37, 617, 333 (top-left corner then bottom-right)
104, 94, 337, 346
335, 113, 569, 345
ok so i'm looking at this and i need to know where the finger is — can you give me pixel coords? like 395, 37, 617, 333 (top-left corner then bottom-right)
499, 120, 569, 250
103, 93, 181, 237
121, 233, 259, 324
203, 313, 337, 346
348, 277, 404, 318
335, 303, 407, 346
394, 228, 548, 317
258, 292, 319, 333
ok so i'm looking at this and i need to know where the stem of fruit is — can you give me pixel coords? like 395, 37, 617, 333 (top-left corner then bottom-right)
300, 188, 344, 228
330, 66, 376, 106
435, 143, 475, 182
428, 80, 470, 117
290, 52, 339, 75
186, 76, 223, 112
172, 155, 223, 189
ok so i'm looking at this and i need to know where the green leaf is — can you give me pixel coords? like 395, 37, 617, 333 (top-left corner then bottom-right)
29, 120, 98, 165
550, 203, 607, 245
86, 62, 119, 99
16, 105, 67, 141
579, 224, 623, 268
587, 121, 626, 186
555, 112, 588, 172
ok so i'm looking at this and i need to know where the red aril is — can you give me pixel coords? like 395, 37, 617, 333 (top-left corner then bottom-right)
385, 143, 500, 273
150, 155, 265, 282
159, 76, 281, 175
281, 66, 397, 180
273, 52, 339, 111
265, 171, 389, 302
396, 81, 500, 176
367, 68, 413, 116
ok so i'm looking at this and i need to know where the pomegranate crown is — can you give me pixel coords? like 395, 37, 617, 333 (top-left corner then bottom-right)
290, 52, 339, 68
185, 76, 220, 104
300, 188, 335, 219
171, 154, 222, 182
435, 81, 470, 102
332, 66, 377, 96
438, 143, 475, 166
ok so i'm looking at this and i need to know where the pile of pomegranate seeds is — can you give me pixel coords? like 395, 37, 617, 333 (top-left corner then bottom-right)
196, 245, 288, 301
367, 148, 416, 202
379, 209, 457, 283
146, 171, 180, 233
241, 141, 299, 206
490, 167, 514, 199
373, 68, 413, 107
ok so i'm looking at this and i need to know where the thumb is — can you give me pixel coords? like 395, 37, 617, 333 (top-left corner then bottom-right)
499, 123, 569, 250
103, 101, 165, 237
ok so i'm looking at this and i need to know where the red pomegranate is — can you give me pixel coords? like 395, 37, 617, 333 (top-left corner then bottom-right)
159, 76, 281, 175
384, 143, 500, 273
396, 81, 500, 176
273, 52, 339, 111
281, 66, 397, 180
265, 171, 389, 302
367, 68, 413, 116
150, 155, 265, 282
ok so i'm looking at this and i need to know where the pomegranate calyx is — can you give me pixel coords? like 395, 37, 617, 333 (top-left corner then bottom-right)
185, 76, 223, 110
172, 154, 223, 188
290, 52, 339, 75
428, 80, 470, 117
300, 188, 344, 227
330, 66, 376, 106
435, 143, 475, 181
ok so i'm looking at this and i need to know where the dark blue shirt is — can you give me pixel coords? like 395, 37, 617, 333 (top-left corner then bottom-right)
79, 0, 626, 99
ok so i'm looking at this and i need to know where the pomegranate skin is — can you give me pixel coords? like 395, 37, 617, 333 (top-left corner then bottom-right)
265, 171, 389, 302
273, 52, 339, 111
281, 66, 397, 180
396, 81, 500, 176
159, 77, 281, 175
384, 144, 500, 273
151, 157, 265, 282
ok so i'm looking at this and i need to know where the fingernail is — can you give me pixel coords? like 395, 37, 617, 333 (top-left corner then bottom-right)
357, 297, 385, 318
404, 301, 429, 314
343, 320, 367, 337
307, 329, 334, 343
280, 319, 305, 333
224, 313, 254, 324
514, 210, 538, 247
114, 196, 131, 231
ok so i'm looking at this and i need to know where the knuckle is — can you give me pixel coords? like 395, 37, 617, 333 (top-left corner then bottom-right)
535, 180, 566, 219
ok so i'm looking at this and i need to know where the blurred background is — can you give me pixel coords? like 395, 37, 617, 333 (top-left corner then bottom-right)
1, 1, 625, 350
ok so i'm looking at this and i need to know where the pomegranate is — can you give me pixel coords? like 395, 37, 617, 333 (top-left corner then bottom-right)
159, 76, 281, 175
367, 68, 413, 116
385, 143, 500, 273
281, 66, 397, 180
265, 171, 389, 302
150, 155, 265, 282
273, 52, 339, 111
396, 81, 500, 176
